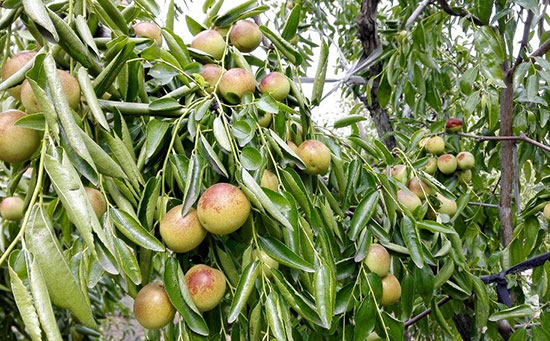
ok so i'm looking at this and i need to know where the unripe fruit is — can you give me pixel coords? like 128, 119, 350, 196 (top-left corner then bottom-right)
133, 282, 175, 330
197, 183, 251, 235
437, 154, 457, 175
425, 157, 437, 174
84, 187, 106, 218
425, 136, 445, 155
261, 170, 279, 191
366, 332, 383, 341
229, 20, 262, 53
397, 190, 421, 213
191, 29, 226, 60
200, 64, 225, 93
0, 197, 24, 221
419, 137, 429, 149
160, 206, 207, 253
259, 72, 290, 101
21, 70, 80, 114
457, 151, 475, 170
258, 112, 272, 127
185, 264, 226, 311
446, 118, 463, 132
435, 193, 457, 217
0, 110, 41, 163
218, 68, 256, 103
457, 170, 472, 184
390, 165, 407, 184
380, 274, 401, 306
134, 22, 162, 45
296, 140, 331, 175
2, 51, 36, 100
364, 244, 390, 277
544, 203, 550, 220
408, 177, 432, 199
288, 141, 299, 154
254, 249, 279, 277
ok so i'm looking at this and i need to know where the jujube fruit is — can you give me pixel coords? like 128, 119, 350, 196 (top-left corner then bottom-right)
425, 157, 437, 174
134, 22, 162, 45
259, 72, 290, 101
133, 282, 175, 330
261, 170, 279, 191
160, 206, 206, 253
21, 70, 80, 114
457, 151, 475, 170
191, 29, 226, 60
229, 20, 263, 53
446, 118, 463, 132
457, 170, 472, 184
408, 177, 432, 199
200, 64, 225, 93
437, 154, 457, 175
0, 110, 41, 163
296, 140, 331, 175
2, 50, 36, 100
364, 244, 390, 277
397, 189, 421, 213
185, 264, 226, 311
218, 68, 256, 103
0, 196, 24, 221
380, 274, 401, 306
425, 136, 445, 155
254, 250, 279, 277
84, 187, 106, 218
544, 203, 550, 221
390, 164, 407, 184
435, 193, 457, 217
197, 183, 251, 235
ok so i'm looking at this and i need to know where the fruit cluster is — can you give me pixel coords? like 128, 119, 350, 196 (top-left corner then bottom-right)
364, 244, 402, 306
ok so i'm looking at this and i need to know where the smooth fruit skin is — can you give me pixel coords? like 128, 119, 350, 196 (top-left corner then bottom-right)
425, 157, 437, 175
426, 136, 445, 155
390, 165, 407, 184
259, 72, 290, 101
197, 183, 251, 235
185, 264, 227, 311
446, 118, 463, 132
408, 177, 432, 199
255, 250, 279, 277
2, 51, 36, 101
160, 206, 206, 253
200, 64, 225, 93
457, 170, 472, 184
258, 112, 272, 127
397, 190, 421, 213
380, 274, 401, 306
544, 203, 550, 220
133, 282, 176, 330
457, 152, 475, 170
437, 154, 457, 175
84, 187, 106, 218
191, 29, 226, 60
365, 244, 390, 277
229, 20, 262, 53
0, 110, 41, 163
296, 140, 331, 175
435, 193, 457, 217
218, 68, 256, 103
261, 170, 279, 191
21, 70, 80, 113
0, 197, 24, 221
134, 22, 162, 45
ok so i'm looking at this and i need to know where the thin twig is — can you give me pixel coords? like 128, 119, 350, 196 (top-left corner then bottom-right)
404, 297, 452, 328
435, 0, 484, 26
405, 0, 432, 29
469, 202, 498, 209
531, 38, 550, 58
513, 10, 534, 69
457, 132, 550, 153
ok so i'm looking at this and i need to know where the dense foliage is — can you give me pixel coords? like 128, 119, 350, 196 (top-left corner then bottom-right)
0, 0, 550, 340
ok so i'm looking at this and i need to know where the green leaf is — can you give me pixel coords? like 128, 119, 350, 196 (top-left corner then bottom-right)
200, 134, 229, 177
353, 296, 375, 341
257, 94, 280, 113
281, 3, 301, 40
400, 216, 424, 268
228, 261, 260, 323
334, 115, 367, 129
185, 15, 206, 35
77, 68, 109, 130
265, 292, 286, 341
349, 190, 380, 241
488, 304, 533, 321
434, 259, 454, 289
258, 236, 314, 272
417, 220, 457, 234
96, 0, 129, 34
23, 0, 58, 41
213, 116, 232, 152
260, 26, 302, 65
314, 259, 335, 329
181, 154, 202, 217
145, 120, 170, 159
25, 206, 97, 329
164, 257, 209, 335
110, 208, 165, 252
113, 238, 142, 285
14, 113, 45, 131
472, 275, 490, 328
311, 39, 329, 106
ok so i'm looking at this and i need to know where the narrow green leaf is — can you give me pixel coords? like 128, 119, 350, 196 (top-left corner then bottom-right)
258, 236, 314, 272
311, 40, 329, 106
228, 261, 260, 323
77, 68, 109, 130
265, 292, 286, 341
23, 0, 58, 41
489, 304, 533, 322
110, 208, 165, 252
349, 190, 380, 241
400, 216, 424, 268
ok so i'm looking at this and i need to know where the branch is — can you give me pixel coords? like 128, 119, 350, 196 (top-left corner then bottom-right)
405, 0, 432, 29
435, 0, 484, 26
404, 297, 452, 328
513, 10, 534, 69
531, 38, 550, 58
457, 132, 550, 153
469, 202, 498, 209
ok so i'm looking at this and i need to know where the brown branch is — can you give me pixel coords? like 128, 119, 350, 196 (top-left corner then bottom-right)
435, 0, 484, 26
499, 64, 514, 247
513, 10, 534, 69
531, 38, 550, 58
457, 132, 550, 153
404, 297, 452, 328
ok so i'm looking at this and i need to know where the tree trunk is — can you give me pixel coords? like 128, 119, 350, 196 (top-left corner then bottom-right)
499, 65, 515, 247
356, 0, 398, 151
